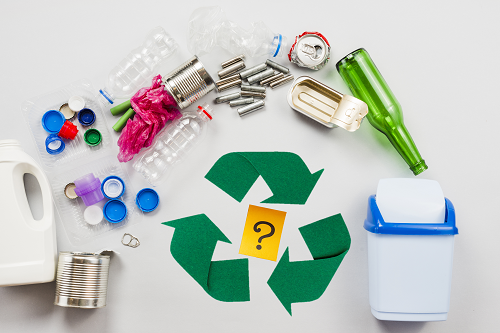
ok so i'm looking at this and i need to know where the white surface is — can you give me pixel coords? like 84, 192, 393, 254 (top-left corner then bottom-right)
0, 1, 499, 332
0, 140, 57, 287
367, 233, 455, 321
376, 178, 445, 223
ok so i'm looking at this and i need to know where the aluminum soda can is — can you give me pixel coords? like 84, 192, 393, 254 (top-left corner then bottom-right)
288, 32, 331, 70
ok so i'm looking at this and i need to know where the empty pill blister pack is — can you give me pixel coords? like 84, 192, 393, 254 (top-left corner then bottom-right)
21, 79, 112, 169
50, 157, 143, 245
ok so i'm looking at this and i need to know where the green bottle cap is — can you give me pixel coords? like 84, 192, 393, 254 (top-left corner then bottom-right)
112, 108, 136, 132
110, 100, 132, 116
84, 128, 102, 146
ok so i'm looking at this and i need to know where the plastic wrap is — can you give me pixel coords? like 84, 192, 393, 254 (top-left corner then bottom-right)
117, 75, 180, 162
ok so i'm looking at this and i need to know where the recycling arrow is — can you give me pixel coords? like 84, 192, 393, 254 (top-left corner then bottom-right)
205, 152, 324, 205
267, 214, 351, 315
163, 214, 249, 302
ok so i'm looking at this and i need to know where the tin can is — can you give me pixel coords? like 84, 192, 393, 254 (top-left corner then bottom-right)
163, 56, 215, 109
288, 32, 331, 70
54, 251, 111, 308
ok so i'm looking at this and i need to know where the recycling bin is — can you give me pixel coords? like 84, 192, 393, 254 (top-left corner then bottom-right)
364, 179, 458, 321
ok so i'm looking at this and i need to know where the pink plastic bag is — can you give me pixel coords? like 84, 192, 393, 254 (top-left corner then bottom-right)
117, 75, 180, 162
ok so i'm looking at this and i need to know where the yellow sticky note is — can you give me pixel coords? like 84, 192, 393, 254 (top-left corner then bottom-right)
239, 205, 287, 261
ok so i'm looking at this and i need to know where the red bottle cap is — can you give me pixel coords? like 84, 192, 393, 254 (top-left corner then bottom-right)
58, 120, 78, 140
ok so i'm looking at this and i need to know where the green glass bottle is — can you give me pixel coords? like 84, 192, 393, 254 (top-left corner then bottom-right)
336, 48, 428, 175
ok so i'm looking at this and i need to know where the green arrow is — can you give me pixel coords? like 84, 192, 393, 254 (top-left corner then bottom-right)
163, 214, 250, 302
205, 152, 324, 205
267, 214, 351, 315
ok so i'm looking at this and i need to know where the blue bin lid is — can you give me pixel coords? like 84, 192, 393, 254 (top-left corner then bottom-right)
364, 195, 458, 235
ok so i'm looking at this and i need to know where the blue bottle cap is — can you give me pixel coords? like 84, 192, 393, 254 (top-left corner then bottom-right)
136, 188, 159, 212
78, 108, 96, 126
42, 110, 66, 134
101, 175, 125, 199
103, 199, 127, 223
45, 134, 65, 155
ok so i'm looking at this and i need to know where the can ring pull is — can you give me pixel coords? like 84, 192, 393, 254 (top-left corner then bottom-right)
121, 233, 140, 248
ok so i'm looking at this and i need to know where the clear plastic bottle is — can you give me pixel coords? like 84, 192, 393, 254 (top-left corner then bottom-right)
187, 6, 287, 58
132, 103, 213, 185
99, 26, 177, 105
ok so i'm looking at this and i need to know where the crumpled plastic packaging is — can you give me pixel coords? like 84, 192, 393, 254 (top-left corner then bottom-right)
117, 75, 179, 162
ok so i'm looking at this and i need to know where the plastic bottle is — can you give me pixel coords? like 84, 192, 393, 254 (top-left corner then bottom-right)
98, 26, 177, 106
0, 139, 57, 286
187, 6, 287, 58
132, 103, 213, 185
336, 48, 428, 176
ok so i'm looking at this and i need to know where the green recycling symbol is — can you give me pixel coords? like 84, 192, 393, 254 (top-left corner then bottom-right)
163, 152, 351, 315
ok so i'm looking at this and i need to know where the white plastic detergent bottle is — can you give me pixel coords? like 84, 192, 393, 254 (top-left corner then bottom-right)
0, 139, 57, 286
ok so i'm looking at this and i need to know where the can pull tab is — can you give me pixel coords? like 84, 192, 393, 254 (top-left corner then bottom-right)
122, 233, 140, 248
300, 43, 323, 60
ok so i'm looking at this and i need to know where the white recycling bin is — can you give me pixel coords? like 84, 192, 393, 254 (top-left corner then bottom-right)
364, 179, 458, 321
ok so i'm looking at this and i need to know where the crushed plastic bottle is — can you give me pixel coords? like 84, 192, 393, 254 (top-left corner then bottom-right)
132, 103, 213, 185
187, 6, 287, 58
99, 26, 177, 106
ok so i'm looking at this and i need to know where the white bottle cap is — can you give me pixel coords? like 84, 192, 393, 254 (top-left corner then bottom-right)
84, 205, 103, 225
68, 96, 85, 112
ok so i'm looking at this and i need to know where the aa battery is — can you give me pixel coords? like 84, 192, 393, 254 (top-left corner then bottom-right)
238, 100, 265, 117
239, 63, 267, 79
215, 92, 241, 103
247, 68, 275, 85
218, 61, 245, 79
241, 91, 266, 99
218, 79, 242, 92
270, 74, 294, 89
222, 54, 245, 68
241, 85, 266, 93
229, 97, 254, 107
216, 74, 241, 87
266, 59, 290, 74
260, 72, 284, 86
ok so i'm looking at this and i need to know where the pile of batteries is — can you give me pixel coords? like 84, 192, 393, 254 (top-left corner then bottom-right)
214, 54, 293, 117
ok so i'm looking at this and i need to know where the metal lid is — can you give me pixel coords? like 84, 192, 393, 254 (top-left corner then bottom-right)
64, 182, 78, 199
59, 103, 76, 120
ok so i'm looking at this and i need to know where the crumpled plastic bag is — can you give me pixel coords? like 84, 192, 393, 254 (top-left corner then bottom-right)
117, 75, 179, 162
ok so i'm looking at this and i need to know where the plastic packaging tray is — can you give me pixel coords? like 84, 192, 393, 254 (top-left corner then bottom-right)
50, 157, 142, 245
21, 79, 112, 169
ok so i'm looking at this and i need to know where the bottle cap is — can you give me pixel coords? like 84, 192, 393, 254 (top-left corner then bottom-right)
101, 176, 125, 199
84, 205, 103, 225
74, 173, 104, 206
288, 32, 331, 70
58, 120, 79, 140
64, 183, 78, 199
68, 96, 85, 111
45, 134, 65, 155
59, 103, 76, 120
78, 108, 96, 126
135, 188, 159, 212
103, 199, 127, 223
84, 129, 102, 146
42, 110, 66, 134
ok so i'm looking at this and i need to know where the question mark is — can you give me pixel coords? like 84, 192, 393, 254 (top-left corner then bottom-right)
253, 221, 275, 250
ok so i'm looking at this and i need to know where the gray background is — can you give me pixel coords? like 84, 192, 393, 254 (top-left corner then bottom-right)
0, 0, 498, 332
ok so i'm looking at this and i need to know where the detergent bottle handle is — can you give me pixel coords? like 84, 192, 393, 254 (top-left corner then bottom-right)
13, 160, 54, 231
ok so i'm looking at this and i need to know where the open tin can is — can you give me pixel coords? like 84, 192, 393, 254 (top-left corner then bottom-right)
287, 76, 368, 131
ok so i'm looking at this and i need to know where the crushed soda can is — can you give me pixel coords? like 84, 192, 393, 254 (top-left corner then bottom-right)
288, 32, 331, 70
